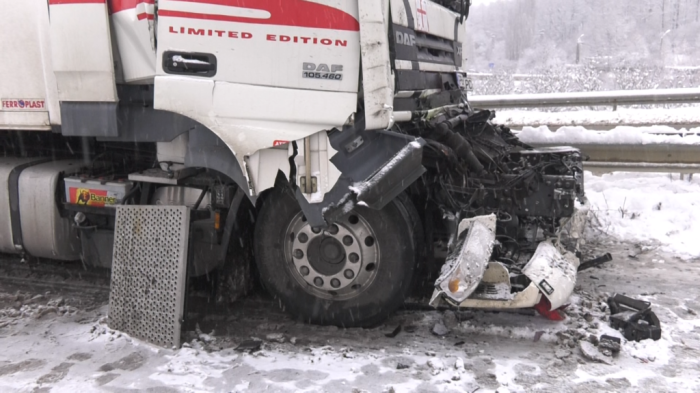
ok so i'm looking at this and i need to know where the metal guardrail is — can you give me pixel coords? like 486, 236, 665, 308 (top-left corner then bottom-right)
465, 88, 700, 173
527, 141, 700, 174
469, 88, 700, 109
528, 142, 698, 162
584, 162, 700, 174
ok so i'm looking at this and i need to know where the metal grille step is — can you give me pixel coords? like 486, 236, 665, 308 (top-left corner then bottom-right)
108, 205, 190, 348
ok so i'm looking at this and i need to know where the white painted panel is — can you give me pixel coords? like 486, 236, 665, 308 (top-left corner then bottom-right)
153, 76, 215, 118
153, 0, 363, 195
111, 3, 157, 83
156, 0, 361, 93
0, 0, 58, 128
246, 148, 290, 193
358, 0, 394, 130
211, 82, 356, 126
390, 0, 460, 40
0, 112, 51, 131
49, 3, 117, 101
154, 76, 355, 195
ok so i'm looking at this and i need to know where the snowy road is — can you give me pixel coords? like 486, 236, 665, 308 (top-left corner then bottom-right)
0, 173, 699, 393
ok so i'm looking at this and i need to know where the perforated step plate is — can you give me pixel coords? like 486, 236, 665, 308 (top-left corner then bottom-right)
108, 205, 190, 348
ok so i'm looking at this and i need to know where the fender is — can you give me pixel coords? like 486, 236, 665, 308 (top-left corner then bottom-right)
60, 85, 253, 201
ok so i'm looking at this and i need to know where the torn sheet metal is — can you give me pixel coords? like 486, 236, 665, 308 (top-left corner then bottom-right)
558, 202, 590, 249
522, 240, 580, 310
430, 214, 496, 306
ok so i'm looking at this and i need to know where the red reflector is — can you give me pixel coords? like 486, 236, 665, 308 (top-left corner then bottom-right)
534, 296, 566, 321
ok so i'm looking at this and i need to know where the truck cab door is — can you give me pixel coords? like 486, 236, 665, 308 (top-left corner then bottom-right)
152, 0, 362, 158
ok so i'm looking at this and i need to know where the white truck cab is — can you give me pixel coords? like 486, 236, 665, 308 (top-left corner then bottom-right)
0, 0, 586, 337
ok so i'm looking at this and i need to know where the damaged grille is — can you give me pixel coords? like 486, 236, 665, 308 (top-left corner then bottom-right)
392, 24, 462, 68
402, 107, 586, 280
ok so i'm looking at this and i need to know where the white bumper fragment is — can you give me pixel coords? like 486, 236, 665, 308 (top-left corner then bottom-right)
430, 214, 496, 306
522, 241, 580, 310
431, 204, 588, 310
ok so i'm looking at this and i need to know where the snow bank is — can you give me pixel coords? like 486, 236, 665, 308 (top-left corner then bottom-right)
518, 125, 700, 145
495, 107, 700, 129
584, 172, 700, 258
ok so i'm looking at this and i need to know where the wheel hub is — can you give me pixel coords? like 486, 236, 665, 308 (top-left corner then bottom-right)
286, 212, 379, 298
307, 236, 346, 275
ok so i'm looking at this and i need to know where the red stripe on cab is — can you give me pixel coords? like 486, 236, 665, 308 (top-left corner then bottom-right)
109, 0, 155, 14
136, 12, 155, 20
160, 0, 359, 32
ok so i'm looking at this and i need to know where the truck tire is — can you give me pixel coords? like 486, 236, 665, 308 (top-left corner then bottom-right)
255, 187, 418, 327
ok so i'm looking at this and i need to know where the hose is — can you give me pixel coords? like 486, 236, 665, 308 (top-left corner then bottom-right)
423, 114, 486, 175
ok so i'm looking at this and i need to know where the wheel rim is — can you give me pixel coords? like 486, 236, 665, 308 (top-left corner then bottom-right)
284, 210, 380, 300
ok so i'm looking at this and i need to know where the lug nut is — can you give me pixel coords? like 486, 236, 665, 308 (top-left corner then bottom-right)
348, 253, 359, 263
298, 233, 309, 243
344, 270, 355, 279
331, 278, 341, 288
294, 249, 304, 259
300, 266, 310, 276
343, 236, 353, 246
314, 277, 324, 287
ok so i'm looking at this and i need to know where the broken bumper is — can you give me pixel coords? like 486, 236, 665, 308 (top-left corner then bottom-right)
432, 206, 588, 311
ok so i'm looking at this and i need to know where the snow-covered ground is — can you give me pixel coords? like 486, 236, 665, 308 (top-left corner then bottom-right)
1, 172, 699, 393
585, 172, 700, 258
494, 108, 700, 129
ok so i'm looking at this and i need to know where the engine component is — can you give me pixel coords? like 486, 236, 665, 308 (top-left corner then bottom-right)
608, 293, 662, 342
412, 109, 584, 218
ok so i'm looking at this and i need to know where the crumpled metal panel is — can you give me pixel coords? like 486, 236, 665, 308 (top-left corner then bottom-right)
108, 205, 190, 348
522, 240, 580, 310
431, 214, 496, 305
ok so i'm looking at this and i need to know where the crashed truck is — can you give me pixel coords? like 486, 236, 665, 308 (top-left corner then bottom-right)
0, 0, 588, 331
